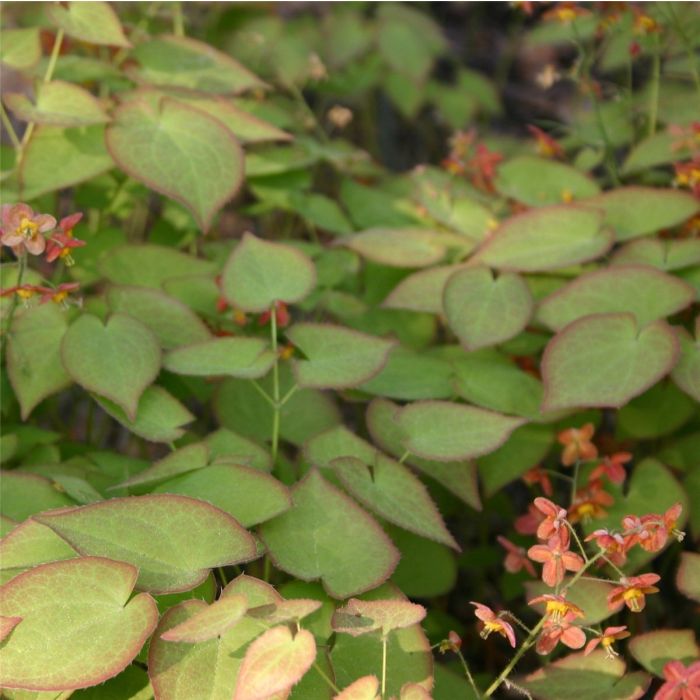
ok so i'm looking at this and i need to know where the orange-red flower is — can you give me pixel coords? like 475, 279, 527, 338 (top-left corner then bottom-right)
568, 481, 614, 524
515, 503, 546, 536
533, 497, 570, 548
607, 573, 660, 612
497, 536, 536, 577
0, 203, 56, 256
35, 282, 80, 305
584, 626, 630, 659
527, 125, 564, 159
536, 612, 586, 655
655, 660, 700, 700
528, 593, 584, 624
470, 602, 516, 648
584, 529, 629, 567
589, 452, 632, 484
622, 503, 684, 552
528, 541, 584, 587
558, 423, 598, 466
674, 157, 700, 197
45, 212, 85, 265
522, 467, 553, 496
542, 2, 590, 24
259, 301, 290, 327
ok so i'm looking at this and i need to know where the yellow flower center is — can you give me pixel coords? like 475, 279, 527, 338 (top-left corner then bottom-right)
623, 587, 643, 611
15, 288, 34, 300
545, 600, 570, 623
480, 620, 505, 639
601, 636, 614, 647
561, 189, 574, 202
556, 8, 578, 22
52, 291, 69, 304
19, 217, 38, 239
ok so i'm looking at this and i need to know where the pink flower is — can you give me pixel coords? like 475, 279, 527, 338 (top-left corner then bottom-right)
589, 452, 632, 484
623, 504, 684, 553
470, 602, 516, 648
515, 503, 545, 536
536, 612, 586, 655
528, 593, 584, 624
557, 423, 598, 466
584, 626, 630, 659
45, 212, 85, 265
533, 497, 570, 548
497, 536, 536, 577
522, 467, 554, 496
1, 203, 56, 256
655, 660, 700, 700
528, 541, 584, 587
607, 574, 660, 612
35, 282, 80, 305
584, 529, 629, 567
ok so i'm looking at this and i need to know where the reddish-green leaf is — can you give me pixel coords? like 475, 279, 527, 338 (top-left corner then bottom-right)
471, 206, 610, 271
0, 471, 75, 522
612, 237, 700, 271
47, 2, 130, 47
334, 676, 380, 700
161, 594, 249, 643
332, 598, 426, 637
671, 320, 700, 402
629, 630, 699, 677
382, 265, 465, 314
677, 552, 700, 603
36, 495, 257, 593
541, 314, 679, 411
259, 470, 400, 599
443, 267, 533, 350
341, 228, 453, 268
0, 557, 157, 691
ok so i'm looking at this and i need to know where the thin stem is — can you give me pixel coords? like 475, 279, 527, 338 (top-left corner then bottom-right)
313, 660, 340, 694
501, 611, 534, 635
1, 254, 26, 353
647, 33, 661, 137
43, 29, 64, 85
217, 567, 229, 587
540, 468, 574, 483
250, 379, 276, 408
455, 648, 482, 699
279, 383, 299, 408
270, 305, 280, 463
0, 103, 21, 150
665, 4, 700, 94
263, 555, 271, 583
566, 521, 589, 562
398, 450, 410, 464
600, 553, 627, 579
570, 460, 580, 506
172, 1, 185, 36
381, 634, 388, 699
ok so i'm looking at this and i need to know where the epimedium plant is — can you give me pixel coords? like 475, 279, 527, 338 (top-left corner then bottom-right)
0, 1, 699, 699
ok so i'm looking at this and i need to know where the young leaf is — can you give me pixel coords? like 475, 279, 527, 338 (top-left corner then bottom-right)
334, 675, 380, 700
95, 385, 194, 443
47, 1, 131, 47
0, 557, 157, 691
332, 598, 426, 637
106, 285, 212, 349
221, 233, 317, 312
6, 303, 71, 419
400, 683, 432, 700
330, 455, 459, 550
612, 238, 700, 271
36, 494, 258, 593
443, 267, 533, 350
0, 28, 41, 70
233, 626, 316, 700
247, 599, 322, 626
106, 98, 244, 231
541, 314, 679, 411
382, 265, 465, 314
536, 266, 695, 331
160, 594, 248, 643
341, 228, 451, 268
0, 471, 75, 522
671, 322, 700, 402
61, 313, 161, 421
204, 428, 272, 472
628, 630, 699, 677
259, 470, 400, 599
471, 205, 611, 271
287, 323, 395, 389
396, 400, 526, 462
164, 337, 275, 379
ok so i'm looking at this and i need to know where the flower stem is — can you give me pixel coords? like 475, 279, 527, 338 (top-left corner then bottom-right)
570, 460, 580, 506
455, 648, 482, 699
313, 660, 340, 694
0, 103, 21, 150
270, 304, 280, 463
172, 1, 185, 36
647, 33, 661, 137
381, 634, 388, 698
398, 450, 411, 464
1, 253, 26, 354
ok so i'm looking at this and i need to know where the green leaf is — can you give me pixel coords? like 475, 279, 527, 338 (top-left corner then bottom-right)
95, 385, 194, 443
677, 552, 700, 603
444, 267, 533, 350
62, 313, 161, 420
0, 28, 41, 70
672, 321, 700, 402
6, 304, 71, 419
69, 665, 153, 700
4, 81, 110, 127
472, 206, 610, 272
233, 626, 316, 700
164, 337, 275, 379
541, 314, 679, 411
612, 238, 700, 271
0, 472, 76, 522
495, 156, 600, 206
259, 470, 399, 599
526, 577, 616, 625
287, 323, 395, 389
580, 187, 699, 242
333, 598, 426, 637
106, 98, 244, 231
331, 455, 458, 549
128, 36, 266, 94
520, 651, 650, 700
47, 1, 130, 47
334, 676, 380, 700
382, 265, 465, 314
622, 130, 697, 174
36, 494, 257, 593
0, 558, 157, 691
629, 630, 699, 677
99, 244, 215, 289
537, 265, 695, 331
221, 233, 317, 312
153, 464, 292, 527
106, 286, 211, 350
161, 594, 248, 643
396, 400, 525, 462
204, 428, 272, 472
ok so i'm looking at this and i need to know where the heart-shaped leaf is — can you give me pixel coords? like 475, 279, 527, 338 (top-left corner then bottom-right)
36, 495, 258, 593
677, 552, 700, 603
471, 206, 611, 272
335, 675, 380, 700
247, 599, 322, 626
47, 1, 130, 47
106, 98, 244, 231
671, 321, 700, 402
6, 303, 71, 419
0, 28, 41, 70
400, 683, 432, 700
541, 314, 679, 411
233, 625, 316, 700
164, 337, 275, 379
62, 313, 161, 420
0, 557, 157, 691
204, 428, 272, 472
95, 385, 194, 443
259, 470, 400, 599
382, 265, 465, 313
341, 228, 453, 268
629, 630, 699, 677
221, 233, 317, 312
287, 323, 396, 389
443, 267, 533, 350
331, 456, 458, 550
161, 594, 249, 643
0, 471, 75, 522
396, 400, 526, 462
106, 285, 212, 349
536, 266, 695, 331
332, 598, 426, 637
612, 238, 700, 271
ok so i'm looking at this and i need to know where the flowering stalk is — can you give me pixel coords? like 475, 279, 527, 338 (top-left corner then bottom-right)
270, 301, 281, 463
0, 252, 26, 352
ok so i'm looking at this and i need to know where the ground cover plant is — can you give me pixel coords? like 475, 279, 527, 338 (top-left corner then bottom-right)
0, 1, 699, 698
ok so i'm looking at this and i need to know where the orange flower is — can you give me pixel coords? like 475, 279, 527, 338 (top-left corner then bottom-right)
584, 626, 630, 659
528, 541, 584, 588
607, 573, 660, 612
674, 158, 700, 197
656, 660, 700, 700
542, 2, 590, 24
536, 612, 586, 655
568, 481, 614, 524
533, 497, 570, 548
527, 125, 564, 159
470, 602, 516, 648
528, 593, 584, 624
622, 503, 684, 552
522, 467, 553, 496
0, 203, 56, 256
589, 452, 632, 484
584, 528, 629, 567
497, 536, 536, 577
45, 213, 85, 265
557, 423, 598, 466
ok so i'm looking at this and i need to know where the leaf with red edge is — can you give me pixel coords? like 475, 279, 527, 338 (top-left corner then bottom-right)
341, 228, 453, 268
671, 320, 700, 402
35, 495, 257, 594
471, 205, 610, 272
334, 675, 380, 700
629, 630, 699, 677
247, 599, 322, 625
541, 314, 680, 411
677, 552, 700, 604
332, 598, 426, 638
0, 616, 21, 642
400, 683, 433, 700
0, 557, 157, 691
233, 625, 316, 700
47, 1, 131, 47
382, 265, 465, 314
161, 594, 248, 643
106, 98, 244, 232
259, 470, 400, 599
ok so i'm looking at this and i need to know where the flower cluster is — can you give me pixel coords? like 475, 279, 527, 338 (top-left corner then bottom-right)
441, 129, 503, 193
0, 282, 80, 307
